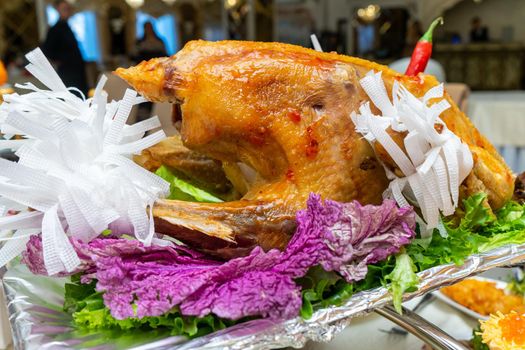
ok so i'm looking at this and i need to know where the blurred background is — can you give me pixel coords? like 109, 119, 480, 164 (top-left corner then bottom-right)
0, 0, 524, 171
2, 0, 524, 88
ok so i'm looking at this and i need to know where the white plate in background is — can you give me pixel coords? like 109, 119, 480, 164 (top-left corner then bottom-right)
432, 276, 510, 321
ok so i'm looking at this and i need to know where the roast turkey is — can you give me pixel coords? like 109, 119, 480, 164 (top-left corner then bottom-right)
116, 40, 514, 258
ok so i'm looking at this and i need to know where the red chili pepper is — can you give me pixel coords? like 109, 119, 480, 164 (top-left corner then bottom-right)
405, 17, 443, 76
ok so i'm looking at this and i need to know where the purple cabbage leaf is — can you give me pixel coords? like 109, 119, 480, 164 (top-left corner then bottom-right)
22, 194, 415, 321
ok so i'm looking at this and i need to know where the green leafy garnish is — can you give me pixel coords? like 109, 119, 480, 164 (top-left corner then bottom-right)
385, 250, 419, 313
461, 193, 495, 229
298, 256, 396, 318
64, 275, 231, 338
298, 266, 344, 319
155, 165, 223, 203
100, 229, 112, 237
64, 274, 100, 314
73, 307, 228, 338
408, 193, 525, 270
471, 326, 489, 350
300, 193, 525, 317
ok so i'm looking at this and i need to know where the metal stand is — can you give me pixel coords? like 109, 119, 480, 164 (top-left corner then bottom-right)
375, 304, 470, 350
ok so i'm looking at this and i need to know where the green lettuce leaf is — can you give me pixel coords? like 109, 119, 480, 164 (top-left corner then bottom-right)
408, 193, 525, 270
155, 165, 223, 203
64, 275, 231, 338
460, 193, 494, 229
298, 266, 344, 319
385, 251, 419, 313
73, 306, 228, 338
298, 256, 396, 318
63, 274, 101, 314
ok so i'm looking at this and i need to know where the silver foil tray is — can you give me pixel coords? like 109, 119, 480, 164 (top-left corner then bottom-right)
4, 243, 525, 350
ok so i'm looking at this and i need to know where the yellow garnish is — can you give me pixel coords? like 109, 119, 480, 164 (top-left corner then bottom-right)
481, 311, 525, 350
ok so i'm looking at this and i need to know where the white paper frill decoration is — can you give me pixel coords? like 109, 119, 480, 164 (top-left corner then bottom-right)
351, 71, 473, 235
0, 48, 170, 275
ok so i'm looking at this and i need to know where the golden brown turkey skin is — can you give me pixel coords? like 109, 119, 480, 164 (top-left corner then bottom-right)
116, 40, 514, 258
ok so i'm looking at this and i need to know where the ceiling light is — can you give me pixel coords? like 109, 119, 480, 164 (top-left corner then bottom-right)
357, 4, 381, 23
125, 0, 144, 9
225, 0, 238, 9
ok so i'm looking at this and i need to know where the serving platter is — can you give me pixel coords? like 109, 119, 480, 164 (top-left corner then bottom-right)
4, 242, 525, 350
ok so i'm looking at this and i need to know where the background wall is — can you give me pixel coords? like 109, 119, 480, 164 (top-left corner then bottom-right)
299, 0, 464, 56
312, 0, 463, 31
444, 0, 525, 43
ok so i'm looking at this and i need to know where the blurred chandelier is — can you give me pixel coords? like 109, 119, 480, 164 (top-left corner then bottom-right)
225, 0, 239, 9
126, 0, 144, 9
357, 4, 381, 22
162, 0, 177, 5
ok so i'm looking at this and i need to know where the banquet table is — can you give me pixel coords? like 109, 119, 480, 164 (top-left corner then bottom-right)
468, 91, 525, 173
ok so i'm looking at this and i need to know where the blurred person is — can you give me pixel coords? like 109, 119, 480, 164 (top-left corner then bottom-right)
42, 0, 88, 96
470, 17, 489, 42
356, 18, 375, 57
135, 22, 167, 63
134, 22, 167, 123
336, 19, 348, 54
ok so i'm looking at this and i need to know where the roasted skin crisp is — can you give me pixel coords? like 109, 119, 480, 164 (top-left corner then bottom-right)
116, 40, 514, 258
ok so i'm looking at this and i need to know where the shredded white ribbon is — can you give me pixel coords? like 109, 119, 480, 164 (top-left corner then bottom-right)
310, 34, 323, 52
0, 48, 170, 274
351, 71, 473, 236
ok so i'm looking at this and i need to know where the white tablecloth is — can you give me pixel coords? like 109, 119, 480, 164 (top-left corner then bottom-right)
468, 91, 525, 173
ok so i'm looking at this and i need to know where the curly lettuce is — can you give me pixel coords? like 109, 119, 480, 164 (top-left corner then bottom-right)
385, 250, 419, 313
408, 193, 525, 270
